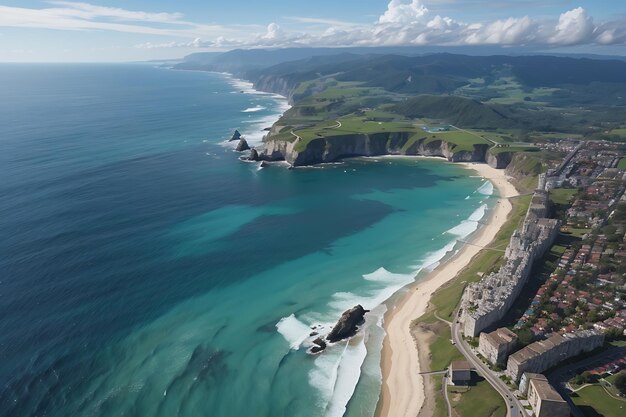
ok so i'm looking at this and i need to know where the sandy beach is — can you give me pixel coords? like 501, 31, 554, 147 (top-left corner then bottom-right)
377, 162, 519, 417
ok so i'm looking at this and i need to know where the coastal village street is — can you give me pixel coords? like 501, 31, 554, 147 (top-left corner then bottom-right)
451, 314, 526, 417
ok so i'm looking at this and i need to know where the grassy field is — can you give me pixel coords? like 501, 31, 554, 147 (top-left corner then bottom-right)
449, 377, 507, 417
571, 385, 626, 417
289, 115, 493, 153
533, 132, 584, 140
429, 321, 464, 371
618, 158, 626, 170
549, 188, 578, 206
433, 375, 449, 417
272, 79, 495, 155
605, 372, 626, 398
610, 128, 626, 137
455, 75, 558, 106
565, 227, 592, 238
505, 153, 547, 192
488, 146, 540, 154
423, 129, 491, 151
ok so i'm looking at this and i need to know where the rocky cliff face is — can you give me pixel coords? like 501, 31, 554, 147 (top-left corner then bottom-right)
252, 133, 490, 167
486, 150, 513, 169
253, 75, 298, 103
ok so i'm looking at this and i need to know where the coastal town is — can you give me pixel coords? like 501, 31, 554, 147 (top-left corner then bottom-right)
444, 139, 626, 417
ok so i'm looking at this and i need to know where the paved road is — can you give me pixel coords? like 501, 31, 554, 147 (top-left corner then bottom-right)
451, 312, 526, 417
442, 374, 453, 417
290, 130, 301, 141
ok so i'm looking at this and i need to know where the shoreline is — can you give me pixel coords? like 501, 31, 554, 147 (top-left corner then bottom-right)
176, 66, 519, 414
376, 162, 519, 417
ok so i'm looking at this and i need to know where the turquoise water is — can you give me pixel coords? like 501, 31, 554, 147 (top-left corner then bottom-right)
0, 64, 493, 417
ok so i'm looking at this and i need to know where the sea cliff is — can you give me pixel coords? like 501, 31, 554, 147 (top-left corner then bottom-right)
486, 150, 513, 169
251, 134, 491, 167
246, 74, 515, 169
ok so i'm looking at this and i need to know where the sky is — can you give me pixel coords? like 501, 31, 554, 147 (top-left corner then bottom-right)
0, 0, 625, 62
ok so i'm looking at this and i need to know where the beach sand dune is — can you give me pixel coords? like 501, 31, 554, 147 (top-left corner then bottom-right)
377, 162, 519, 417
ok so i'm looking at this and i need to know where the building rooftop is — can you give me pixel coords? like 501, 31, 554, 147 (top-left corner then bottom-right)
524, 372, 546, 382
484, 327, 518, 346
450, 361, 472, 372
530, 378, 567, 403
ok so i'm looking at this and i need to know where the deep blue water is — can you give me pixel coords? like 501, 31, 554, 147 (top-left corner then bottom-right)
0, 64, 491, 417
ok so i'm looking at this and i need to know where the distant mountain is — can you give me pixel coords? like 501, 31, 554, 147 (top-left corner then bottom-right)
255, 53, 626, 94
174, 49, 626, 133
175, 46, 626, 76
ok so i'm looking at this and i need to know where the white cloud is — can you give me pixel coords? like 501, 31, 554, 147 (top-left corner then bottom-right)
284, 16, 358, 28
1, 0, 625, 52
136, 38, 211, 49
0, 2, 249, 39
263, 23, 283, 40
46, 1, 184, 23
465, 16, 535, 45
378, 0, 429, 24
549, 7, 595, 45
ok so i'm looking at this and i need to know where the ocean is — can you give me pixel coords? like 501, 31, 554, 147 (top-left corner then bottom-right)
0, 64, 494, 417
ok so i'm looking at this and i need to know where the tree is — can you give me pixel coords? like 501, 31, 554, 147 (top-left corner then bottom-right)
604, 327, 624, 341
582, 371, 598, 383
517, 328, 534, 346
615, 372, 626, 396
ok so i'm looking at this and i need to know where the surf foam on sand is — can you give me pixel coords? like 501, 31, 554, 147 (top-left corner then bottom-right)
274, 189, 492, 416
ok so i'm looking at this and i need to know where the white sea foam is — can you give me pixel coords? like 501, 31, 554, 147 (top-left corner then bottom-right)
477, 180, 494, 195
277, 183, 492, 415
418, 240, 458, 271
328, 269, 415, 317
309, 343, 342, 406
445, 204, 487, 238
242, 105, 266, 113
296, 233, 469, 414
276, 314, 312, 350
324, 339, 368, 417
217, 72, 290, 147
469, 204, 487, 222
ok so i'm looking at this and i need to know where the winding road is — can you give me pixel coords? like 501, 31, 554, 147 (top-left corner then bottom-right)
451, 310, 527, 417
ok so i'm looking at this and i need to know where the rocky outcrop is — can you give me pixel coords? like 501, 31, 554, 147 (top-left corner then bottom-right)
486, 150, 513, 169
247, 148, 259, 161
229, 130, 242, 142
310, 337, 327, 354
250, 133, 490, 167
327, 305, 369, 343
235, 138, 250, 152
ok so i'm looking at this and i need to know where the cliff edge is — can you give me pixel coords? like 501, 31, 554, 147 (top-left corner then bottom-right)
250, 133, 491, 167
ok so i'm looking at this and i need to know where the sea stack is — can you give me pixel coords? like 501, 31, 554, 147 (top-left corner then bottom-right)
229, 129, 242, 142
310, 337, 327, 354
327, 305, 369, 343
247, 148, 259, 161
235, 138, 250, 152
